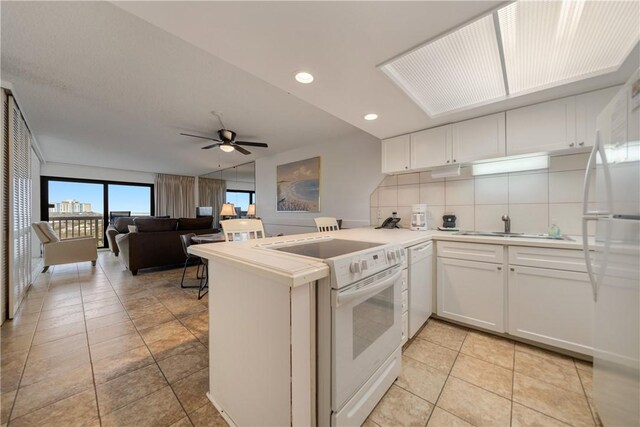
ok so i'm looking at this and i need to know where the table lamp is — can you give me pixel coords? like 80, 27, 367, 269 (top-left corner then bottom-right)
247, 204, 256, 218
220, 203, 236, 220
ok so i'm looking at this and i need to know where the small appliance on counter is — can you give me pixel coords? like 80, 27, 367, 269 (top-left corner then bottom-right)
410, 204, 428, 231
438, 214, 459, 231
376, 212, 401, 229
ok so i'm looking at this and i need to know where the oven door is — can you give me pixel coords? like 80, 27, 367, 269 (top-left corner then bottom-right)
331, 265, 402, 410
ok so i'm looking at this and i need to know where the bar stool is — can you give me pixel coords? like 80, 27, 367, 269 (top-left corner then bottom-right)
180, 233, 208, 300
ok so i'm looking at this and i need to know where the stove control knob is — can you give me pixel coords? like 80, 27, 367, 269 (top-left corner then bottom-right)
350, 261, 361, 273
387, 251, 396, 262
360, 260, 369, 271
396, 249, 403, 259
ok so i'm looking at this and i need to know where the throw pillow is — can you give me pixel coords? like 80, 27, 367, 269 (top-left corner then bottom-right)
128, 225, 138, 233
39, 222, 60, 243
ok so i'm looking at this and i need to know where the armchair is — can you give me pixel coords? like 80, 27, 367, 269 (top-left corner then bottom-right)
32, 222, 98, 273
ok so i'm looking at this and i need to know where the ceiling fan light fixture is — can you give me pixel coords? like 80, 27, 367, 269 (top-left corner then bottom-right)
219, 144, 235, 153
295, 71, 314, 84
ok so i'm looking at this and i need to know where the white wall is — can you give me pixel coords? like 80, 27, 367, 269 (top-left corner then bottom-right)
370, 152, 593, 236
256, 132, 383, 235
40, 162, 155, 183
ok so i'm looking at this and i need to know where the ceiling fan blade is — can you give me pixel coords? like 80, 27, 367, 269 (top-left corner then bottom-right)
180, 133, 222, 142
234, 141, 268, 148
201, 143, 222, 150
234, 145, 252, 155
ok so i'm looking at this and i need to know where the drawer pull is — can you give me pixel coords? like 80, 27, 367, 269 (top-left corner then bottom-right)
497, 267, 502, 271
510, 267, 515, 271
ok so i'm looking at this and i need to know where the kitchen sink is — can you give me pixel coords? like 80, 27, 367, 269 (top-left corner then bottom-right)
454, 230, 574, 241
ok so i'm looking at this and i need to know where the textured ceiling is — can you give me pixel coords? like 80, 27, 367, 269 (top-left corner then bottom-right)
2, 2, 638, 177
116, 1, 638, 139
1, 2, 363, 176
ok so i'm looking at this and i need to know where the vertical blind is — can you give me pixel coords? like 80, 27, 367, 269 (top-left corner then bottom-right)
3, 94, 32, 319
1, 90, 7, 322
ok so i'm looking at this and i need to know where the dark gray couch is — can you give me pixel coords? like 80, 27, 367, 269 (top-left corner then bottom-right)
114, 217, 218, 275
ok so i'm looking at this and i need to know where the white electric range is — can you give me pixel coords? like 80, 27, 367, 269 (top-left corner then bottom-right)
260, 236, 405, 426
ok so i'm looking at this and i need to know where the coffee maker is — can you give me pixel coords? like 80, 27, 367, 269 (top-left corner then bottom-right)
410, 204, 428, 231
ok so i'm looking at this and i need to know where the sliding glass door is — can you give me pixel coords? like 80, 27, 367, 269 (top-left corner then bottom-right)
45, 180, 105, 246
42, 177, 153, 248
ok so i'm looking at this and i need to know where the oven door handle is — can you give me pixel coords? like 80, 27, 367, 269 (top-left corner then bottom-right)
334, 268, 402, 308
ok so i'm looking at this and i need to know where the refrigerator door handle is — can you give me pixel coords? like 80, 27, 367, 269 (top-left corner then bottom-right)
583, 131, 613, 216
583, 141, 600, 215
582, 217, 599, 302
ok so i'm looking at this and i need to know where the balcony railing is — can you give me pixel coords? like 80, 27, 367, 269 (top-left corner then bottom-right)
48, 215, 104, 247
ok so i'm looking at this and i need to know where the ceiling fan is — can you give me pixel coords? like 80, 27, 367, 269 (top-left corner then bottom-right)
180, 111, 268, 155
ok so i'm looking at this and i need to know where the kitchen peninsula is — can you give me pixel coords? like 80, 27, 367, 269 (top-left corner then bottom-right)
189, 227, 589, 427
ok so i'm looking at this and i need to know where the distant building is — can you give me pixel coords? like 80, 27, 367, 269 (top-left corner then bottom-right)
50, 199, 93, 214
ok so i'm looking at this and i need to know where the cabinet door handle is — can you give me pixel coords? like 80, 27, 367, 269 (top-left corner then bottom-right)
497, 267, 502, 271
446, 160, 450, 163
570, 142, 575, 147
510, 267, 515, 271
453, 159, 456, 163
579, 142, 585, 146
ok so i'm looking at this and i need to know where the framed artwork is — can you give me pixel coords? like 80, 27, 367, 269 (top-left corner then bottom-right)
276, 156, 320, 212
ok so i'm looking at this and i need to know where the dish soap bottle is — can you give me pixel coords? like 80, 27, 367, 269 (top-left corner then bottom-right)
548, 221, 561, 238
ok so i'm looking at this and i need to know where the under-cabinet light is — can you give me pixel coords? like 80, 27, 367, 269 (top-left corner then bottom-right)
472, 155, 549, 176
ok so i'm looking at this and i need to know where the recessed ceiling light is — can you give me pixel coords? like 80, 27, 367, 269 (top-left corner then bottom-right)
295, 71, 314, 84
364, 113, 379, 121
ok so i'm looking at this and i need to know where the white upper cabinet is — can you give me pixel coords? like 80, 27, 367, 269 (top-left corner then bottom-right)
410, 125, 452, 170
575, 86, 620, 148
506, 97, 576, 155
451, 112, 506, 163
381, 87, 622, 174
381, 134, 411, 174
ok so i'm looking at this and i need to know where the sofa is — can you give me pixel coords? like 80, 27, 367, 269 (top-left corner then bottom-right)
105, 216, 170, 256
115, 217, 218, 275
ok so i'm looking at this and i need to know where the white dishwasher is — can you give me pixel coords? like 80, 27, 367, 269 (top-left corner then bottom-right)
408, 241, 433, 338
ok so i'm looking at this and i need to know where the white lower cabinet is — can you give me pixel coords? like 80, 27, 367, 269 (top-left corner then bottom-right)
437, 257, 506, 333
435, 241, 594, 355
508, 265, 594, 355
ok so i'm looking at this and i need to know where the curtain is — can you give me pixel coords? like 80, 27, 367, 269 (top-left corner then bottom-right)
198, 177, 226, 226
155, 174, 195, 218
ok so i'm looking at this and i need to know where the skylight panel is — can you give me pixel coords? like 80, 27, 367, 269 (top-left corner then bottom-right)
379, 15, 506, 117
498, 0, 640, 96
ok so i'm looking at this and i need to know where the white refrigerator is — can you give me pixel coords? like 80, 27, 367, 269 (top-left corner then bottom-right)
583, 68, 640, 427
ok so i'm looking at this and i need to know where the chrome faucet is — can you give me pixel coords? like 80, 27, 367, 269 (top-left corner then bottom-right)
501, 215, 511, 233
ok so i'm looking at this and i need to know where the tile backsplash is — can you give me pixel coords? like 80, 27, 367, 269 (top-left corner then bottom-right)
370, 152, 594, 236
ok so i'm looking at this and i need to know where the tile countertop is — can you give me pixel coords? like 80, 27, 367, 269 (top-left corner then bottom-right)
188, 227, 591, 287
328, 227, 590, 250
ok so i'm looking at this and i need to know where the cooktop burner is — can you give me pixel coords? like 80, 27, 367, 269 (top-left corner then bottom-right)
273, 239, 383, 259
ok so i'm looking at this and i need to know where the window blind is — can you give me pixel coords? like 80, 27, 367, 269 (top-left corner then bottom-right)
6, 94, 32, 318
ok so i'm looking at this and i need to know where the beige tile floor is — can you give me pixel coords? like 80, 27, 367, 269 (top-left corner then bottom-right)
1, 252, 599, 426
367, 319, 600, 427
1, 252, 226, 427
